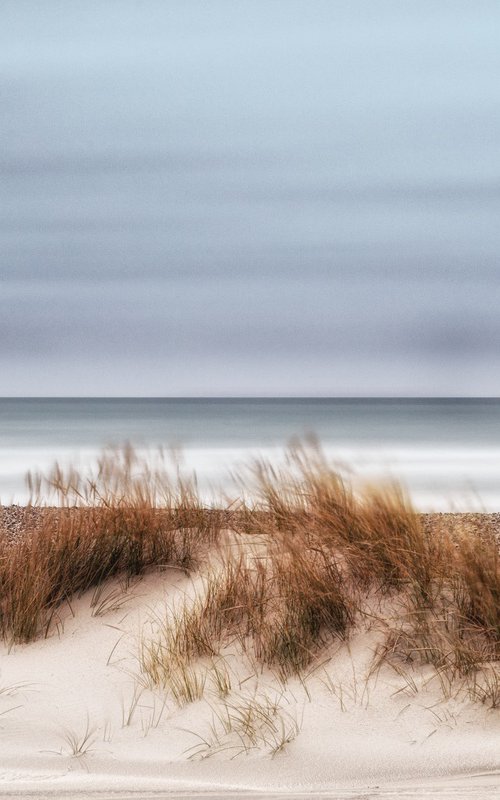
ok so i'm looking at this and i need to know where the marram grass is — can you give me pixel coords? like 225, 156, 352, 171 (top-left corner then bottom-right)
1, 441, 499, 706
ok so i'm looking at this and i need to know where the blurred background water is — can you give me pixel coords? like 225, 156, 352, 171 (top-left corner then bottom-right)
1, 398, 499, 509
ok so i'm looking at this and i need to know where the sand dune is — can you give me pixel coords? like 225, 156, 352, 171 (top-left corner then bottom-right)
1, 568, 499, 799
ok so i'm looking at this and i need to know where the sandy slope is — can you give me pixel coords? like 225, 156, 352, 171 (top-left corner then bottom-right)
1, 569, 499, 798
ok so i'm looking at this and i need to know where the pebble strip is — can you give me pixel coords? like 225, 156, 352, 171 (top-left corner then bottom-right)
1, 505, 500, 543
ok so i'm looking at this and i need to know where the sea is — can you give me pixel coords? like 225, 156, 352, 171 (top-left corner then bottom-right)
1, 397, 499, 510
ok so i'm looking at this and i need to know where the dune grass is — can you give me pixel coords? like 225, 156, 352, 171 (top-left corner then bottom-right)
0, 447, 222, 643
1, 440, 499, 709
185, 690, 303, 759
139, 440, 500, 699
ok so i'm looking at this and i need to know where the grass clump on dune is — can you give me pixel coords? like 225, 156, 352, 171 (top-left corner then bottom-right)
142, 440, 437, 683
372, 518, 500, 705
0, 447, 222, 643
140, 440, 500, 704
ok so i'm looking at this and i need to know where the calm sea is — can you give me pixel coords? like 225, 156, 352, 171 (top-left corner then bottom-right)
0, 398, 499, 510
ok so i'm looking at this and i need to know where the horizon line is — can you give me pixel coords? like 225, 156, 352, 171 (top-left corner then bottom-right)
1, 396, 499, 402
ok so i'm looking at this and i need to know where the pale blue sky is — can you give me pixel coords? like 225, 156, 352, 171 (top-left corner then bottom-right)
2, 1, 499, 395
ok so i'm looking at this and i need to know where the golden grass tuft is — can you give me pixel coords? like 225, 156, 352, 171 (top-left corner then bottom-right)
0, 447, 222, 643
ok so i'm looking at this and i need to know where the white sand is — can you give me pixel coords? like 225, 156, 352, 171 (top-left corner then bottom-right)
1, 569, 499, 799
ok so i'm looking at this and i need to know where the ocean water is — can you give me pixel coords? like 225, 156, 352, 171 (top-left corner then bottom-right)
1, 398, 499, 510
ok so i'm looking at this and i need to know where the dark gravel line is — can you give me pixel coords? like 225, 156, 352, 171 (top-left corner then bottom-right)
2, 504, 500, 542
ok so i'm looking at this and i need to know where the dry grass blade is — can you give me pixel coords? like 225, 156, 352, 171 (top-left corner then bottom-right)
59, 715, 98, 757
186, 691, 302, 759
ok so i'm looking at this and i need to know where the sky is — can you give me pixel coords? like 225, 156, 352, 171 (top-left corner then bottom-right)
1, 0, 500, 396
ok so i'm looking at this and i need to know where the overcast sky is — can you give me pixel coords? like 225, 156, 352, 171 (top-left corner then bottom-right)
2, 1, 499, 396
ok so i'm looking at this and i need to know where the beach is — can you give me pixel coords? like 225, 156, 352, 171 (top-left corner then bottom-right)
1, 494, 499, 799
4, 0, 500, 794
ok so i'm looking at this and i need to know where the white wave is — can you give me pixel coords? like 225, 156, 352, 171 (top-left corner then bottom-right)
1, 442, 500, 511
